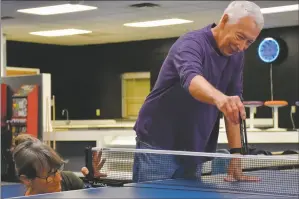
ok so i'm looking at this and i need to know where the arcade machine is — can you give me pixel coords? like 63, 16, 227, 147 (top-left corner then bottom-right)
1, 83, 8, 129
1, 84, 39, 182
9, 84, 39, 141
1, 83, 16, 181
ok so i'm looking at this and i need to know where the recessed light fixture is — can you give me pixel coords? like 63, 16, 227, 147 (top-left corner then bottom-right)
30, 29, 91, 37
17, 4, 97, 15
124, 18, 193, 27
261, 4, 298, 14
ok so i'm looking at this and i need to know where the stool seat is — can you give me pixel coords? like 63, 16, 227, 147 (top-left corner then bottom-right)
296, 101, 299, 106
244, 101, 264, 106
264, 100, 288, 107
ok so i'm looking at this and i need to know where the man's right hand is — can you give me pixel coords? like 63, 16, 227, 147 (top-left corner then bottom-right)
224, 158, 260, 182
215, 94, 246, 124
81, 150, 107, 179
92, 150, 107, 178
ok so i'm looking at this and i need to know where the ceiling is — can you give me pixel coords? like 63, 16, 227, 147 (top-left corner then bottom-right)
1, 1, 298, 46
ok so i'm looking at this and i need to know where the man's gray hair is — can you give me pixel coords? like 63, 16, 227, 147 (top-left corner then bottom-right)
223, 1, 264, 29
13, 141, 67, 179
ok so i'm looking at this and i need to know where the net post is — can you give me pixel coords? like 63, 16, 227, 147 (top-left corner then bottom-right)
84, 146, 94, 182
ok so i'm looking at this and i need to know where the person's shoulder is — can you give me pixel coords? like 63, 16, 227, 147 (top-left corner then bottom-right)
172, 24, 212, 52
61, 171, 83, 182
61, 171, 85, 191
61, 170, 78, 178
179, 24, 211, 43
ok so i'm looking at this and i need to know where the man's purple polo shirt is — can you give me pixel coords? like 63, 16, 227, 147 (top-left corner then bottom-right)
134, 23, 244, 153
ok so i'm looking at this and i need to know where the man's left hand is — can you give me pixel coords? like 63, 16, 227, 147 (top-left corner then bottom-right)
224, 158, 260, 182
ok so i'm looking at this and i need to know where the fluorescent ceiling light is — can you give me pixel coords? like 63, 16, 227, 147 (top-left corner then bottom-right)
17, 4, 97, 15
30, 29, 91, 37
261, 4, 298, 14
124, 18, 193, 27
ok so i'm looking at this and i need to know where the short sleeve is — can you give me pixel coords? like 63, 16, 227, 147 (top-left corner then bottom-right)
172, 39, 204, 92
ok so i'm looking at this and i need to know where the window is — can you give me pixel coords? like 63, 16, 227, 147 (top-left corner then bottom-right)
121, 72, 150, 119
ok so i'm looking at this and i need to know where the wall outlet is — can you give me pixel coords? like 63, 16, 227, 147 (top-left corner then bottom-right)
291, 106, 296, 113
96, 109, 101, 116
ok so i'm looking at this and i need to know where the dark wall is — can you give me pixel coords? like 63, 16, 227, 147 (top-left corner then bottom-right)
242, 26, 299, 128
6, 26, 299, 128
6, 39, 177, 120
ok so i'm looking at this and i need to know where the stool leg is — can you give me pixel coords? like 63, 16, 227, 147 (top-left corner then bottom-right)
250, 107, 254, 129
247, 106, 261, 131
219, 115, 225, 130
267, 106, 287, 132
273, 107, 278, 129
290, 106, 296, 130
296, 106, 299, 131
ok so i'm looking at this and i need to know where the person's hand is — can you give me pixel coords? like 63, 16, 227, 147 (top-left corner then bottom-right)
81, 150, 107, 179
224, 158, 260, 182
215, 95, 246, 124
92, 150, 107, 178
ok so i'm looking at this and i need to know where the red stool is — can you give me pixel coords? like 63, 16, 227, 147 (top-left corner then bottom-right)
264, 101, 288, 131
243, 101, 264, 131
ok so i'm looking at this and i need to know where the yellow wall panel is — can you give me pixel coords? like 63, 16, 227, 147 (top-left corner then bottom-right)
123, 77, 150, 118
127, 103, 143, 116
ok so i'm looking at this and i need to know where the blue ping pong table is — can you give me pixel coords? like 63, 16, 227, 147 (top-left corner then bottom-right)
7, 170, 299, 199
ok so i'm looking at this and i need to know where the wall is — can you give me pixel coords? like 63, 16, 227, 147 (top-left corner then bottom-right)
6, 26, 299, 128
1, 29, 7, 77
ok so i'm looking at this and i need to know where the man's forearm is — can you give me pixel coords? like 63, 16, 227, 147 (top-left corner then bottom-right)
224, 117, 242, 149
189, 75, 225, 105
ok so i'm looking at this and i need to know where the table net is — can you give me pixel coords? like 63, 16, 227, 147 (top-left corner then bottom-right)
89, 147, 299, 197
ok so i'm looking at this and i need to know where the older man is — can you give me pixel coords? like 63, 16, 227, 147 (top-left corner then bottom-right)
133, 1, 264, 182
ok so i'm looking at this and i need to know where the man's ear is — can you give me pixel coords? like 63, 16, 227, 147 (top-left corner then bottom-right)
19, 175, 31, 186
219, 14, 229, 28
